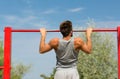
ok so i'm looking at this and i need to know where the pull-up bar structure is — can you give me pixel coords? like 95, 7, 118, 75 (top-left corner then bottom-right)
0, 26, 120, 79
11, 28, 117, 32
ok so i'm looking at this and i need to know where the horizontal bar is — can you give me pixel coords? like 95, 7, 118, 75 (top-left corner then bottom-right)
12, 29, 60, 32
74, 28, 117, 32
10, 28, 117, 32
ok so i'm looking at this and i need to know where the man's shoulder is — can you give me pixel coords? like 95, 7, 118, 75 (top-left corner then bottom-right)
74, 37, 82, 41
49, 38, 59, 48
51, 38, 59, 41
74, 37, 84, 47
50, 38, 59, 44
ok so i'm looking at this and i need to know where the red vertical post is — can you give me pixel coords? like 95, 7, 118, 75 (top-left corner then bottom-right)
3, 27, 12, 79
117, 26, 120, 79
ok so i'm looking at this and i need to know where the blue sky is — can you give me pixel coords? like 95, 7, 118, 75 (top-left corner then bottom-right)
0, 0, 120, 79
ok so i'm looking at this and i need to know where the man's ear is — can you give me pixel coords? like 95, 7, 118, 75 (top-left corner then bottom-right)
71, 31, 73, 37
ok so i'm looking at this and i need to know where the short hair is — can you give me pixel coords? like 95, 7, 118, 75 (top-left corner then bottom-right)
59, 20, 73, 37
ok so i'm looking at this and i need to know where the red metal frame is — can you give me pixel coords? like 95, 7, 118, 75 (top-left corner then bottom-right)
3, 27, 12, 79
118, 26, 120, 79
1, 26, 120, 79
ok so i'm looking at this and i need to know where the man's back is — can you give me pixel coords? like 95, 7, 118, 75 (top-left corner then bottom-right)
55, 38, 79, 68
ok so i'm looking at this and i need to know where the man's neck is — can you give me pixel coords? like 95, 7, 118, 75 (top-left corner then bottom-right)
63, 36, 71, 41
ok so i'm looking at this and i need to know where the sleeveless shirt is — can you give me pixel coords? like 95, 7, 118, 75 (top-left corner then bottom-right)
55, 38, 79, 68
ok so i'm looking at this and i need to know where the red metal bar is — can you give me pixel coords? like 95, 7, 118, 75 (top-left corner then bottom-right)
118, 26, 120, 79
12, 29, 60, 32
74, 28, 117, 32
10, 28, 117, 32
4, 27, 11, 79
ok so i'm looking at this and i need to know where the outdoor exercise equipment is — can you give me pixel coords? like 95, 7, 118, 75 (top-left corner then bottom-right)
0, 26, 120, 79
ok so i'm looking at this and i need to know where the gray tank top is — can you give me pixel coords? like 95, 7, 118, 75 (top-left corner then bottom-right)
55, 38, 79, 68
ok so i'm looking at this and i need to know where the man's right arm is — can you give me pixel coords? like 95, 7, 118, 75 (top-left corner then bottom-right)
76, 28, 92, 54
81, 37, 92, 54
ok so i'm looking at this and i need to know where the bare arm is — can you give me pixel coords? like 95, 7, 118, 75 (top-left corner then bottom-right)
81, 28, 92, 54
39, 28, 52, 54
81, 39, 92, 54
75, 28, 92, 54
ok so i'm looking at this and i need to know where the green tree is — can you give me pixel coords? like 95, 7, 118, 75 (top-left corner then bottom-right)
77, 19, 117, 79
0, 40, 30, 79
0, 40, 3, 78
11, 63, 30, 79
40, 68, 56, 79
77, 32, 117, 79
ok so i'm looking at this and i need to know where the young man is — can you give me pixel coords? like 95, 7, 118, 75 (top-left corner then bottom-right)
39, 20, 92, 79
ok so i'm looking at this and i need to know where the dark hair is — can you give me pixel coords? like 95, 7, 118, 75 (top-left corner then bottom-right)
60, 20, 73, 37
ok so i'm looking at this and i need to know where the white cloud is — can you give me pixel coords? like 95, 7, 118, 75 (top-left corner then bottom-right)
0, 15, 49, 29
42, 9, 56, 14
96, 21, 120, 28
68, 7, 84, 12
3, 15, 17, 21
3, 15, 35, 23
22, 9, 35, 15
